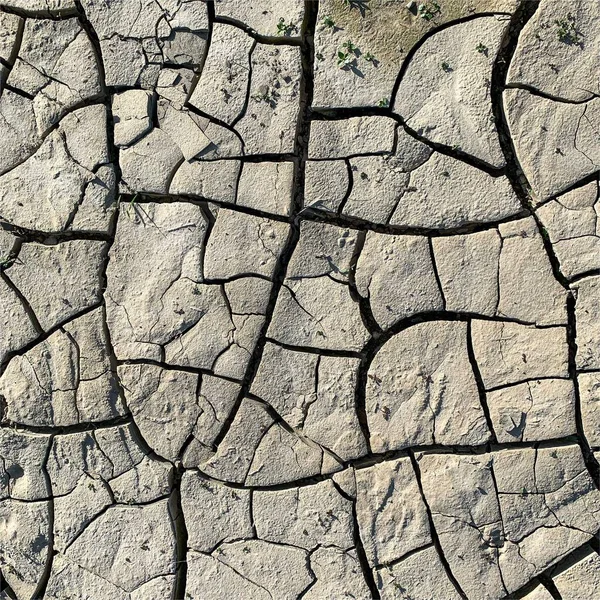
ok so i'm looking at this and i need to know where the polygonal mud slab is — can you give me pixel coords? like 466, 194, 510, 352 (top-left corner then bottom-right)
1, 1, 599, 599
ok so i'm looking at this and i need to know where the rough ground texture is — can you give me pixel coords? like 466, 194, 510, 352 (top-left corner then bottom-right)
0, 1, 599, 599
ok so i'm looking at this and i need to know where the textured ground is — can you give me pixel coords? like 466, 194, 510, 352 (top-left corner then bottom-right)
0, 0, 599, 599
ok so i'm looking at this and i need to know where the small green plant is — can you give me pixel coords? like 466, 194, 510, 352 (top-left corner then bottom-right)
418, 1, 441, 21
555, 13, 580, 44
125, 193, 139, 218
476, 42, 488, 55
337, 40, 358, 68
441, 61, 452, 72
276, 17, 298, 36
377, 97, 390, 108
316, 52, 325, 61
323, 15, 335, 28
364, 51, 376, 62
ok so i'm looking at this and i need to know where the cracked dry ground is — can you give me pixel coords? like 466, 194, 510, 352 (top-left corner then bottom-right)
1, 1, 600, 600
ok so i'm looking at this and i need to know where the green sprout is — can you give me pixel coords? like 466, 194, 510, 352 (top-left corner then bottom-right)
276, 17, 298, 36
476, 42, 488, 55
441, 61, 452, 72
555, 13, 581, 45
377, 97, 390, 108
418, 2, 441, 21
337, 40, 358, 68
323, 15, 335, 28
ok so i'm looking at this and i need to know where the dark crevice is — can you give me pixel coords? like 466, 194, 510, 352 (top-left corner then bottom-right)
486, 375, 571, 393
0, 4, 78, 18
334, 158, 354, 215
183, 101, 246, 153
311, 108, 509, 176
0, 220, 112, 243
230, 40, 256, 129
264, 337, 363, 359
0, 576, 17, 600
171, 467, 188, 600
211, 0, 319, 449
186, 435, 581, 493
490, 0, 540, 208
212, 15, 303, 47
119, 191, 291, 224
192, 153, 297, 163
300, 204, 531, 237
408, 451, 468, 600
347, 230, 383, 337
567, 293, 600, 487
351, 499, 380, 599
0, 270, 43, 334
373, 542, 435, 571
466, 319, 497, 444
31, 433, 55, 600
568, 268, 600, 285
428, 236, 446, 310
504, 82, 597, 105
115, 357, 242, 383
536, 575, 563, 600
3, 414, 132, 436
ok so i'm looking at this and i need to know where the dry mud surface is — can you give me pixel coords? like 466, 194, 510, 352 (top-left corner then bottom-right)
0, 1, 599, 599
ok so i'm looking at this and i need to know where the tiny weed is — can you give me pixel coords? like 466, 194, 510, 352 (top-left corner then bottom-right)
316, 52, 325, 61
126, 194, 139, 217
476, 42, 488, 55
364, 51, 376, 62
418, 1, 441, 21
441, 61, 452, 72
377, 97, 390, 108
276, 17, 298, 36
323, 15, 335, 28
337, 40, 358, 68
555, 13, 581, 45
343, 40, 357, 53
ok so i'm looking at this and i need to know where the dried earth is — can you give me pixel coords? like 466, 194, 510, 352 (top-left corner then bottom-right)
0, 0, 599, 599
